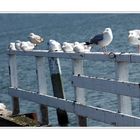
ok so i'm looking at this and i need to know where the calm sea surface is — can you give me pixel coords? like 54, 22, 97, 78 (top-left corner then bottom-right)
1, 13, 140, 126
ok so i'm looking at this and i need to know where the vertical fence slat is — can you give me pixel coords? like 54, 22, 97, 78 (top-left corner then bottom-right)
36, 56, 49, 125
72, 59, 87, 126
115, 62, 132, 115
9, 54, 20, 115
48, 57, 69, 126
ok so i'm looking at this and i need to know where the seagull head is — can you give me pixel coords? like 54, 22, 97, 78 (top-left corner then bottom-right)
29, 33, 35, 37
103, 28, 112, 34
128, 30, 136, 37
103, 28, 113, 40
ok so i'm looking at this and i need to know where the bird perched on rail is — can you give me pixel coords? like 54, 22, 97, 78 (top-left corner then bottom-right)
73, 42, 88, 53
85, 28, 113, 53
20, 41, 36, 51
15, 40, 36, 51
62, 41, 91, 53
128, 29, 140, 53
48, 39, 62, 52
62, 42, 74, 52
28, 33, 44, 45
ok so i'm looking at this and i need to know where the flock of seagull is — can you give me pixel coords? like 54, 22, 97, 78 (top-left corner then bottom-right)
9, 33, 44, 51
8, 28, 140, 53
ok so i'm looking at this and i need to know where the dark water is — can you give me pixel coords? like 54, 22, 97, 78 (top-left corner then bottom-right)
1, 13, 140, 126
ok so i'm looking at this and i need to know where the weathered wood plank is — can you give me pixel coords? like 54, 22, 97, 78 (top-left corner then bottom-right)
36, 56, 49, 125
8, 88, 140, 126
7, 50, 140, 63
8, 54, 20, 115
71, 75, 140, 98
48, 57, 69, 126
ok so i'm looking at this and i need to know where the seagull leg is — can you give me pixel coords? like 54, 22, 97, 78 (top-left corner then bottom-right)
103, 46, 108, 55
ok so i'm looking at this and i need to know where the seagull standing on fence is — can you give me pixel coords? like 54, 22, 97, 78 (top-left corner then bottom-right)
28, 33, 44, 45
48, 39, 62, 52
20, 41, 36, 51
62, 42, 74, 52
128, 30, 140, 53
73, 42, 86, 53
85, 28, 113, 53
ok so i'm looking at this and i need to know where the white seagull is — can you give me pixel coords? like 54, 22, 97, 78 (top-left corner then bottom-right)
9, 42, 16, 51
128, 30, 140, 53
28, 33, 44, 45
85, 28, 113, 53
20, 41, 36, 51
73, 42, 85, 53
73, 42, 91, 53
48, 39, 62, 52
62, 42, 74, 52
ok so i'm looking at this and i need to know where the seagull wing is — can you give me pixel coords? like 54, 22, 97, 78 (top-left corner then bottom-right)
90, 33, 104, 45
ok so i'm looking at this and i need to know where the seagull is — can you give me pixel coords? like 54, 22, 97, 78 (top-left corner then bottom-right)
73, 42, 91, 53
9, 42, 16, 51
128, 30, 140, 53
20, 41, 36, 51
73, 42, 86, 53
85, 28, 113, 53
28, 33, 44, 45
48, 39, 62, 52
62, 42, 74, 52
15, 40, 22, 51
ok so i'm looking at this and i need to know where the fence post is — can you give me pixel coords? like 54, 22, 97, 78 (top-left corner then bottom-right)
72, 59, 87, 126
36, 56, 49, 125
9, 54, 20, 115
115, 62, 132, 115
48, 57, 69, 126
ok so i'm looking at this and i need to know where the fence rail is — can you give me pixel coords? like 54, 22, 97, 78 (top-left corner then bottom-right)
9, 87, 140, 126
7, 49, 140, 126
72, 75, 140, 98
8, 50, 140, 63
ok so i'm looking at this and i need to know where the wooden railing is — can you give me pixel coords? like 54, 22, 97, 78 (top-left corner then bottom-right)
7, 50, 140, 126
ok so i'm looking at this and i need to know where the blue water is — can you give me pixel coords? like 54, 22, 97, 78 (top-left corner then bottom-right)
1, 13, 140, 126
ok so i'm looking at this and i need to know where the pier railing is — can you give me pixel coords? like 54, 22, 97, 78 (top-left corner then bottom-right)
7, 50, 140, 126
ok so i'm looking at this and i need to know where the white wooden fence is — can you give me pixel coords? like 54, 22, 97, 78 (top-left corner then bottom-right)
7, 50, 140, 126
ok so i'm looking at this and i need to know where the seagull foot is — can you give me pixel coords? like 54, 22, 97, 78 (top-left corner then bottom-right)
103, 51, 109, 55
